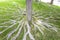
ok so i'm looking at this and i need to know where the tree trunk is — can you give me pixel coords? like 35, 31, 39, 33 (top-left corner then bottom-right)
26, 0, 32, 23
50, 0, 54, 4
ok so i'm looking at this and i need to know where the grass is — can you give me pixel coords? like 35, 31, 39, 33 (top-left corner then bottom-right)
33, 2, 60, 27
0, 0, 60, 40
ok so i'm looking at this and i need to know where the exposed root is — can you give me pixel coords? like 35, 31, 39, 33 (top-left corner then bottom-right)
24, 21, 27, 34
0, 23, 16, 34
27, 23, 35, 40
0, 20, 16, 26
7, 20, 23, 40
36, 20, 51, 32
23, 22, 35, 40
1, 21, 12, 25
23, 32, 28, 40
0, 26, 7, 28
37, 20, 58, 32
11, 21, 24, 40
32, 23, 44, 35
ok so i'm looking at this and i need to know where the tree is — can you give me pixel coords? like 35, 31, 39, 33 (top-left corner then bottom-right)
0, 0, 58, 40
50, 0, 54, 4
26, 0, 32, 24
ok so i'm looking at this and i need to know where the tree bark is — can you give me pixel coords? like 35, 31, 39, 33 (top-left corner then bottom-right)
50, 0, 54, 4
26, 0, 32, 22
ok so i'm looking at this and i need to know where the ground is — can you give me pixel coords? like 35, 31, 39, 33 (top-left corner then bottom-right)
0, 0, 60, 40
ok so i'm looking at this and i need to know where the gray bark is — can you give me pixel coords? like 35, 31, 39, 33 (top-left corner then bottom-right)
26, 0, 32, 22
50, 0, 54, 4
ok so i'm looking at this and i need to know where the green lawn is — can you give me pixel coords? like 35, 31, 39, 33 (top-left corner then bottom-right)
0, 0, 60, 40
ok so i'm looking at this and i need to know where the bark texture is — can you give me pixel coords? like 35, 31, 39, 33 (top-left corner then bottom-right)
50, 0, 54, 4
26, 0, 32, 22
